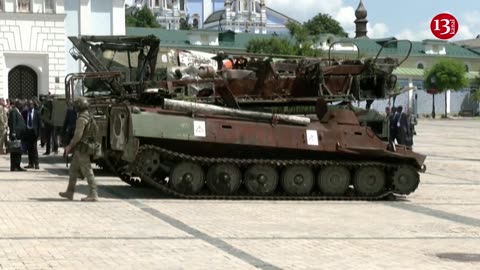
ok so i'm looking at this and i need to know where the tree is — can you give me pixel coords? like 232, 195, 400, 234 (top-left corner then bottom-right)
424, 59, 468, 118
246, 12, 347, 57
246, 37, 322, 57
285, 21, 309, 43
303, 13, 348, 37
246, 37, 296, 55
126, 6, 161, 28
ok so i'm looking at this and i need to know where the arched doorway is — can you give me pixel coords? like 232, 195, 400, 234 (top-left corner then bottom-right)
8, 65, 38, 99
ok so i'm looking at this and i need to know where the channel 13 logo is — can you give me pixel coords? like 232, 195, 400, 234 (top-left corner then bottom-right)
430, 13, 458, 40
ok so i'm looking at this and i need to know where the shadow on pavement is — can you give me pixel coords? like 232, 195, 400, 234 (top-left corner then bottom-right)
100, 185, 171, 200
43, 167, 115, 177
29, 198, 74, 202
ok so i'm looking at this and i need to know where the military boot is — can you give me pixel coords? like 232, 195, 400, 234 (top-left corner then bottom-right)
59, 191, 74, 200
81, 176, 98, 202
59, 178, 76, 200
81, 190, 98, 202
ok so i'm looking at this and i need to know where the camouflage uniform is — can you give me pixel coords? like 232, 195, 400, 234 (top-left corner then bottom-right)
59, 99, 98, 201
0, 105, 8, 154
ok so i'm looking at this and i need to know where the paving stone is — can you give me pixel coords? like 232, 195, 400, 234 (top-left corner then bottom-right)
0, 119, 478, 269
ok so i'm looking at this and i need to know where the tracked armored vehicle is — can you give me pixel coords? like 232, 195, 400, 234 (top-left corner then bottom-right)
104, 99, 425, 199
64, 35, 425, 199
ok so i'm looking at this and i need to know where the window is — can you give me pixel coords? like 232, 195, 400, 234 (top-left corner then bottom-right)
0, 0, 3, 12
412, 80, 424, 90
465, 64, 470, 72
44, 0, 54, 13
17, 0, 31, 12
398, 79, 409, 88
417, 63, 424, 69
151, 0, 160, 7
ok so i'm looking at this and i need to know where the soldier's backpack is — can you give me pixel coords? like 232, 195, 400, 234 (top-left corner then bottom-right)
82, 114, 102, 160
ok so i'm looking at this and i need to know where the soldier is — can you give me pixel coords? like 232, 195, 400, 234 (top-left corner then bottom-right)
59, 98, 98, 202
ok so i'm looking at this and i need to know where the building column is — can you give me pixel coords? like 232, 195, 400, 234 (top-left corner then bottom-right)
112, 0, 126, 35
408, 80, 413, 110
79, 0, 91, 35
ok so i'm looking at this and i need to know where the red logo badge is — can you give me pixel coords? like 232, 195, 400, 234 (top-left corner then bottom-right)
430, 13, 458, 40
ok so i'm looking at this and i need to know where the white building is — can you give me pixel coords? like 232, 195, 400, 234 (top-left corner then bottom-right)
0, 0, 126, 99
203, 0, 268, 34
133, 0, 188, 30
131, 0, 294, 34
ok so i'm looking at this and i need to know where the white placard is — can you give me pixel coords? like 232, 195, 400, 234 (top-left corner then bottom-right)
306, 130, 319, 146
193, 120, 206, 137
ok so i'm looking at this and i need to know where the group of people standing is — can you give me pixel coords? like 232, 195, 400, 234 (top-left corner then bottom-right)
0, 96, 98, 201
0, 96, 70, 171
386, 105, 415, 147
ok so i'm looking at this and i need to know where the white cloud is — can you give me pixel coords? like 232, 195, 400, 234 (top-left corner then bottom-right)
335, 6, 356, 32
265, 0, 389, 38
464, 11, 480, 29
368, 23, 389, 38
395, 20, 434, 41
394, 12, 480, 41
455, 25, 474, 40
265, 0, 334, 22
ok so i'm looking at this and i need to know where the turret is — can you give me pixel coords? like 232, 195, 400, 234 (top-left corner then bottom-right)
354, 0, 368, 38
225, 0, 231, 20
260, 0, 267, 34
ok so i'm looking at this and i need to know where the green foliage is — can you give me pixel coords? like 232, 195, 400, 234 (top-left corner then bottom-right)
246, 12, 347, 57
246, 37, 322, 57
471, 89, 480, 102
423, 59, 469, 92
285, 21, 309, 43
423, 58, 469, 118
303, 13, 348, 37
126, 6, 161, 28
246, 37, 294, 55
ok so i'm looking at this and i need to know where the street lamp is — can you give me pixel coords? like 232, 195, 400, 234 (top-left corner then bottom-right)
431, 76, 436, 119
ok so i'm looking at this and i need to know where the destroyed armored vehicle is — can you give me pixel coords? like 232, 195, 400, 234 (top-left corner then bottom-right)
62, 35, 425, 199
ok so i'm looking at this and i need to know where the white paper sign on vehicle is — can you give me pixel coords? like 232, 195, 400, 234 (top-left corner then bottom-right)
306, 130, 319, 146
193, 120, 206, 137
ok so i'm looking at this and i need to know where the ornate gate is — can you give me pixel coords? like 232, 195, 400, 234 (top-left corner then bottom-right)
8, 65, 38, 99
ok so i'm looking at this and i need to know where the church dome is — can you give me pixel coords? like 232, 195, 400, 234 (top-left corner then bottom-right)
355, 0, 367, 19
204, 10, 226, 24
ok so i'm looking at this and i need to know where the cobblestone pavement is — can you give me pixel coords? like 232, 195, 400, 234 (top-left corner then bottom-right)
0, 119, 479, 270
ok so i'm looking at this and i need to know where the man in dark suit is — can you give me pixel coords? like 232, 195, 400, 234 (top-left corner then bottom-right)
22, 100, 41, 169
395, 106, 409, 145
388, 106, 397, 143
8, 100, 26, 171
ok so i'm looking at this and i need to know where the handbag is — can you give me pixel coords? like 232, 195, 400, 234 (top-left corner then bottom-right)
7, 139, 22, 153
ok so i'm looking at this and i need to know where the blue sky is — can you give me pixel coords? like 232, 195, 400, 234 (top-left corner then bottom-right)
265, 0, 480, 40
129, 0, 480, 41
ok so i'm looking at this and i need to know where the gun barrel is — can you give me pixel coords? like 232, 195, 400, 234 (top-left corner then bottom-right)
162, 99, 311, 126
